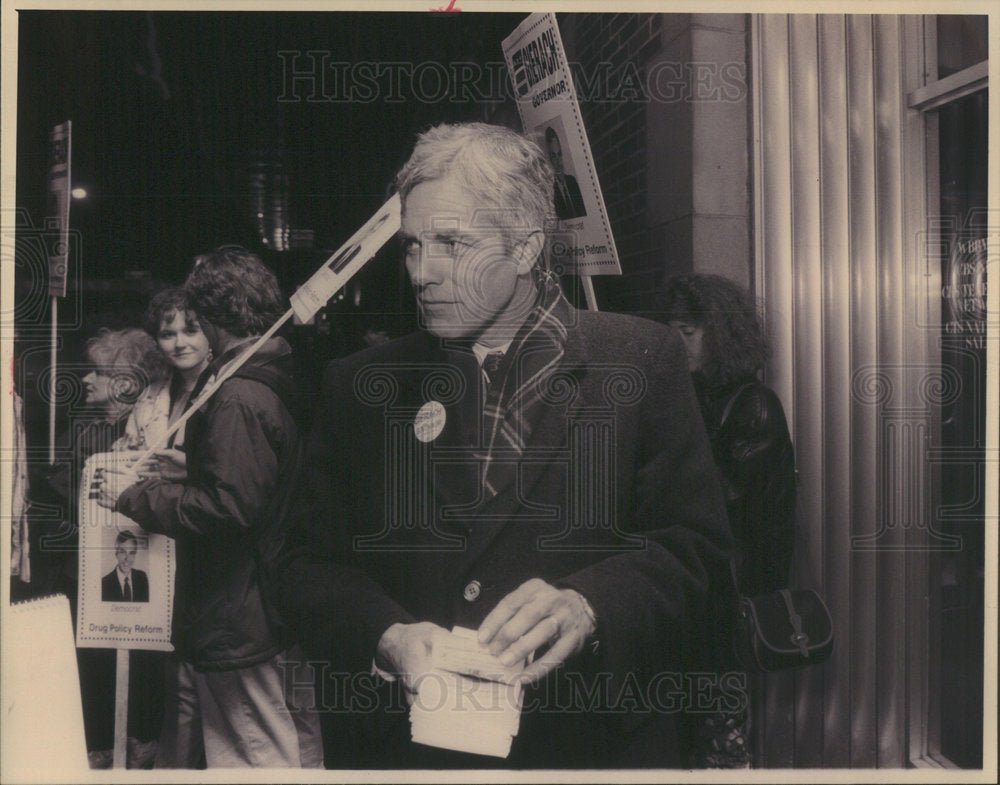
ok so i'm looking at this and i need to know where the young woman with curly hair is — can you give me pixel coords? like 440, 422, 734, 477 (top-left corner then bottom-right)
112, 288, 213, 483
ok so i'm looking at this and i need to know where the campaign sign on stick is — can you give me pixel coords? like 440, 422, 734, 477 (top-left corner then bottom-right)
130, 196, 402, 467
47, 121, 71, 298
502, 13, 621, 277
290, 193, 401, 323
76, 453, 175, 651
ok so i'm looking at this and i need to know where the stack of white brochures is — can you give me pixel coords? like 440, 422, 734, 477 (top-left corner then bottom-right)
409, 626, 526, 758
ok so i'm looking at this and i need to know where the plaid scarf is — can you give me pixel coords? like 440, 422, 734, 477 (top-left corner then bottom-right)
479, 272, 571, 497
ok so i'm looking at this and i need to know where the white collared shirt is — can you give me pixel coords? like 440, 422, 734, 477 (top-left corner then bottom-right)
472, 341, 512, 367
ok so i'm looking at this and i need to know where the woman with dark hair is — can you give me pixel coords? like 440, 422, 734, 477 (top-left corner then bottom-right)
101, 290, 213, 768
661, 273, 797, 768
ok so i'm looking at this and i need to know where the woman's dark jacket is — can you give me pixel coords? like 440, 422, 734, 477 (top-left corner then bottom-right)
695, 377, 796, 597
117, 338, 299, 671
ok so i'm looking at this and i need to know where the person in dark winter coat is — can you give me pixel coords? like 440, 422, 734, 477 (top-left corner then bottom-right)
99, 247, 322, 769
662, 272, 797, 768
275, 123, 733, 769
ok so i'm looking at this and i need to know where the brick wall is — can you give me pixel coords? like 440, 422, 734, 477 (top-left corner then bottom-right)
561, 13, 664, 315
560, 13, 750, 318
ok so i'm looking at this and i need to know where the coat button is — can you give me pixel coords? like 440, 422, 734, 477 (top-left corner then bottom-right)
463, 580, 482, 602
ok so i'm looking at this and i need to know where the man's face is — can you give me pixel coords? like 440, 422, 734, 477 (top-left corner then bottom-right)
401, 176, 529, 342
547, 135, 564, 175
115, 539, 137, 573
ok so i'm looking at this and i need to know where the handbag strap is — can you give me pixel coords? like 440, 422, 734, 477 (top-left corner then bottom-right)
781, 588, 811, 656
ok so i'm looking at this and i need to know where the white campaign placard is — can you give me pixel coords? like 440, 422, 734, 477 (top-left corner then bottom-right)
290, 193, 401, 323
76, 452, 175, 651
2, 595, 89, 778
502, 13, 621, 277
131, 196, 402, 467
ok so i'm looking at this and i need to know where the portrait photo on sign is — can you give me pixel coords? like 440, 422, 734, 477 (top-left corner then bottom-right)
100, 529, 149, 603
537, 115, 588, 221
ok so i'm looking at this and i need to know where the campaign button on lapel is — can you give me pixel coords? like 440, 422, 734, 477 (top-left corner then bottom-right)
414, 400, 446, 443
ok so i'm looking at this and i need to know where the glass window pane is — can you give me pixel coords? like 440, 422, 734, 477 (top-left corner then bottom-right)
937, 15, 988, 79
935, 89, 987, 769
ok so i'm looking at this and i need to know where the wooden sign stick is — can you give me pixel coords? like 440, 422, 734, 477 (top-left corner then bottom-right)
113, 649, 129, 768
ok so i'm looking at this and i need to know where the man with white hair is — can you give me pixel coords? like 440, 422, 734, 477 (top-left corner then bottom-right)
277, 122, 733, 768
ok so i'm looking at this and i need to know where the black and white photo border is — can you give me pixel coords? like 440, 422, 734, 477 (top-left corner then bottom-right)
1, 1, 996, 783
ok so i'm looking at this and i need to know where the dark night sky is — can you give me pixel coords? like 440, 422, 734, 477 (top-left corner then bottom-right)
16, 10, 525, 284
14, 9, 527, 437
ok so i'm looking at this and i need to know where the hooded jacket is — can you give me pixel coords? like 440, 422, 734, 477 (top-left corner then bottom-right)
117, 337, 299, 670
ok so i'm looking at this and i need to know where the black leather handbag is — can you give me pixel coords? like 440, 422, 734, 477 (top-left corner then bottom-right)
733, 586, 834, 672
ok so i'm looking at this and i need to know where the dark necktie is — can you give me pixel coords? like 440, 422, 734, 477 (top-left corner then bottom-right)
482, 351, 504, 390
124, 575, 132, 602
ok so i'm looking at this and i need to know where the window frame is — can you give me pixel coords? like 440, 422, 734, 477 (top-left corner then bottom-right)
905, 13, 989, 770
